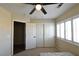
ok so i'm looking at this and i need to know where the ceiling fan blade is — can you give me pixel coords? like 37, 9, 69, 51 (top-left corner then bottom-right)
41, 7, 47, 15
41, 3, 58, 5
29, 7, 35, 14
57, 3, 63, 8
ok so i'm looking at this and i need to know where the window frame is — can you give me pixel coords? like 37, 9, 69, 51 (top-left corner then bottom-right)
73, 16, 79, 43
56, 23, 61, 38
65, 20, 72, 41
60, 22, 65, 39
56, 14, 79, 45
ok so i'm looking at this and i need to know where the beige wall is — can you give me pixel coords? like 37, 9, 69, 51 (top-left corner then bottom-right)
12, 14, 30, 23
30, 19, 55, 23
0, 7, 12, 56
0, 6, 31, 55
56, 39, 79, 55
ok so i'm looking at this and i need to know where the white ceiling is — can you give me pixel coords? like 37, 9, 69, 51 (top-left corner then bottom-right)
0, 3, 76, 20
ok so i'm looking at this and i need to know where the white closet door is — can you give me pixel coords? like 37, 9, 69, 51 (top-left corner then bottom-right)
36, 23, 43, 47
44, 23, 55, 47
26, 23, 36, 49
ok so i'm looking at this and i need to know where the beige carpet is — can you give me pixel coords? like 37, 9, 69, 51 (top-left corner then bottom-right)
14, 48, 58, 56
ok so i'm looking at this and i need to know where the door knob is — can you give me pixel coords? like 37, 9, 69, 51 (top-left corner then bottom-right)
33, 36, 36, 38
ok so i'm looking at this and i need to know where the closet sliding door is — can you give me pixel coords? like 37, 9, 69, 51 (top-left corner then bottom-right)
44, 23, 55, 47
26, 23, 55, 49
36, 23, 55, 48
26, 23, 36, 49
36, 23, 44, 47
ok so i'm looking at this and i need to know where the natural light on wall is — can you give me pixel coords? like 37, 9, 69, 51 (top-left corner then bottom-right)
65, 21, 72, 40
60, 23, 64, 38
57, 24, 60, 37
73, 17, 79, 43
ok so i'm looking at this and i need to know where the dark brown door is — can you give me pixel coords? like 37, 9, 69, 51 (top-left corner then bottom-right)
14, 21, 25, 54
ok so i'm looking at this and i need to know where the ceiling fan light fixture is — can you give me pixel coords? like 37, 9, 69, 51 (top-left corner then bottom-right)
36, 4, 42, 11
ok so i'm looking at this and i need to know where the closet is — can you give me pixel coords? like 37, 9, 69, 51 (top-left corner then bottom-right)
36, 23, 44, 47
44, 23, 55, 47
26, 23, 36, 49
26, 23, 55, 49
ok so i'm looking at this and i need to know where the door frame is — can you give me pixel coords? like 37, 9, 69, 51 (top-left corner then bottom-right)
11, 20, 26, 55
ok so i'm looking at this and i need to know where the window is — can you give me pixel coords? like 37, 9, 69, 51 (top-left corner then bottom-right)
60, 23, 64, 38
65, 21, 72, 40
56, 16, 79, 44
73, 17, 79, 43
57, 24, 60, 37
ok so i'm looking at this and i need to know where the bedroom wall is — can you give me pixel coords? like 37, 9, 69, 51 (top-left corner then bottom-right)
55, 4, 79, 55
0, 6, 12, 56
30, 18, 55, 23
56, 39, 79, 55
0, 6, 30, 55
12, 14, 30, 23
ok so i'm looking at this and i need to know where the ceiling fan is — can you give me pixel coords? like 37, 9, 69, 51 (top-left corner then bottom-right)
26, 3, 63, 15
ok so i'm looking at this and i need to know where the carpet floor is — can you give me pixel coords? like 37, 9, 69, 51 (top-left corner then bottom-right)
14, 48, 59, 56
